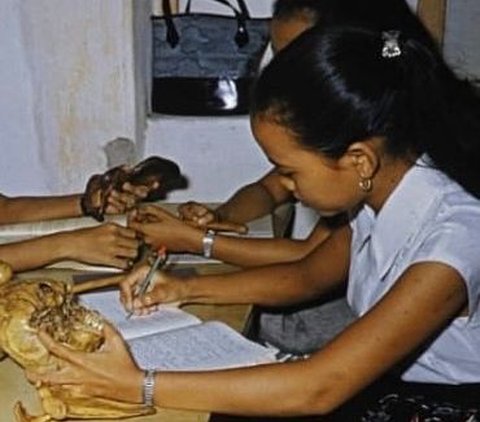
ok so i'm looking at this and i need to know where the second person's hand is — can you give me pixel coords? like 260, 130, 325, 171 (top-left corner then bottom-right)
129, 205, 204, 254
177, 201, 216, 227
61, 223, 140, 270
178, 201, 248, 234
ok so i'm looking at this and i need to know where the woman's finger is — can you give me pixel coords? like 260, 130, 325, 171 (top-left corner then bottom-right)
116, 225, 139, 239
119, 266, 150, 310
37, 331, 84, 366
101, 322, 126, 351
26, 367, 80, 386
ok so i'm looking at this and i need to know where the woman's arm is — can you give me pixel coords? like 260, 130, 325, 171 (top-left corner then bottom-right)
153, 262, 467, 416
207, 217, 346, 267
34, 260, 467, 417
0, 223, 140, 271
178, 168, 293, 227
130, 205, 334, 268
214, 169, 294, 224
0, 194, 82, 224
0, 180, 152, 225
122, 223, 352, 311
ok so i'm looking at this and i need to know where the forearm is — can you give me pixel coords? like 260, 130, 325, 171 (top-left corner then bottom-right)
0, 233, 71, 271
182, 225, 351, 306
154, 360, 335, 416
207, 219, 334, 267
179, 227, 316, 267
183, 262, 338, 308
210, 236, 315, 267
215, 184, 280, 224
0, 194, 82, 224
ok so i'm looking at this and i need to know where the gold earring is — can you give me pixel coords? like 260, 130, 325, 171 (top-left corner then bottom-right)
359, 177, 373, 192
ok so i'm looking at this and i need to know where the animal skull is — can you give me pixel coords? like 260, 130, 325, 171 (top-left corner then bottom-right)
0, 261, 154, 421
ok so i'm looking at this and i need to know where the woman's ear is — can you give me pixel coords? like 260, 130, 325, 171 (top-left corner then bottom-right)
344, 138, 381, 179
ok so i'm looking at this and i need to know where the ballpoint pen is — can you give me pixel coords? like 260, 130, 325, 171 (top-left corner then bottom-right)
126, 246, 167, 319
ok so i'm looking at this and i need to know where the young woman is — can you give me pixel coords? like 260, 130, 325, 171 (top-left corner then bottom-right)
32, 24, 480, 420
128, 0, 435, 355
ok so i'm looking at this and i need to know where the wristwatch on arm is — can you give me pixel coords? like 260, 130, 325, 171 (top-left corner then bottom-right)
202, 229, 216, 258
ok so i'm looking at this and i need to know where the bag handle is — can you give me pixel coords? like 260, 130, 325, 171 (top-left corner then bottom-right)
162, 0, 180, 47
162, 0, 250, 48
185, 0, 251, 18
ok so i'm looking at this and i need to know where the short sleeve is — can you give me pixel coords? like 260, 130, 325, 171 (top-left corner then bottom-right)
411, 211, 480, 326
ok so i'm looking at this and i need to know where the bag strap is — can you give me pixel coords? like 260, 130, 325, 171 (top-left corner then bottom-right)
162, 0, 250, 48
162, 0, 180, 48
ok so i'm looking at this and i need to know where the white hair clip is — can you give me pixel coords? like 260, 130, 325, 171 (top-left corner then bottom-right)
381, 30, 402, 59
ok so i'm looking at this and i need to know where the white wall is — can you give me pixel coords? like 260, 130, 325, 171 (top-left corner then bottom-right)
444, 0, 480, 82
0, 0, 149, 196
0, 1, 49, 195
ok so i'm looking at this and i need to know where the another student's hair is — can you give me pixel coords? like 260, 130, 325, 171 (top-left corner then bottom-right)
272, 0, 333, 22
252, 26, 480, 198
326, 0, 436, 48
273, 0, 436, 51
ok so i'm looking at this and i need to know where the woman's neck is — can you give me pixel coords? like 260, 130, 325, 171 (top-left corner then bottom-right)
366, 155, 418, 213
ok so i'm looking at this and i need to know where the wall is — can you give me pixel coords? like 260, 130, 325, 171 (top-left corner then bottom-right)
0, 0, 150, 196
0, 1, 48, 195
444, 0, 480, 82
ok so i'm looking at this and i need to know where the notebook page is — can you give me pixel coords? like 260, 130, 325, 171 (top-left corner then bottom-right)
79, 289, 200, 341
128, 320, 277, 371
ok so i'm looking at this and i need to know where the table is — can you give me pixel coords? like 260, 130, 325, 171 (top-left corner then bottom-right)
0, 265, 250, 422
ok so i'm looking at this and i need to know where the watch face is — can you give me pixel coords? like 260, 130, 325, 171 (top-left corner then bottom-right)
143, 370, 155, 407
202, 230, 216, 258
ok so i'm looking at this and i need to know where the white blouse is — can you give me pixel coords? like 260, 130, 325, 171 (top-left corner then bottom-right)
347, 157, 480, 384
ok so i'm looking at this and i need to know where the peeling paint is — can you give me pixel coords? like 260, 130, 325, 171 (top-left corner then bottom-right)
3, 0, 147, 195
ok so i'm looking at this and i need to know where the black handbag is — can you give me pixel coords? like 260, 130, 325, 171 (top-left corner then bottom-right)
151, 0, 270, 116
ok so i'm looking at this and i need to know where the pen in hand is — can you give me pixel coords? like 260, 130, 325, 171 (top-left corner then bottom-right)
126, 246, 167, 319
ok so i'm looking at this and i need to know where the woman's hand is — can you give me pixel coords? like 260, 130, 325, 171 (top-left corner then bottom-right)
129, 205, 204, 254
178, 201, 217, 227
178, 202, 248, 234
62, 223, 140, 269
26, 323, 144, 404
119, 265, 188, 315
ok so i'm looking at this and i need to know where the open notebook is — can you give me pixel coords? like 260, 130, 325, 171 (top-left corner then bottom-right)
79, 289, 277, 371
0, 203, 279, 271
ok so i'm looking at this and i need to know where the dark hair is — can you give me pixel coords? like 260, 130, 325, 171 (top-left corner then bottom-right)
272, 0, 333, 22
331, 0, 437, 48
273, 0, 436, 49
252, 26, 480, 198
